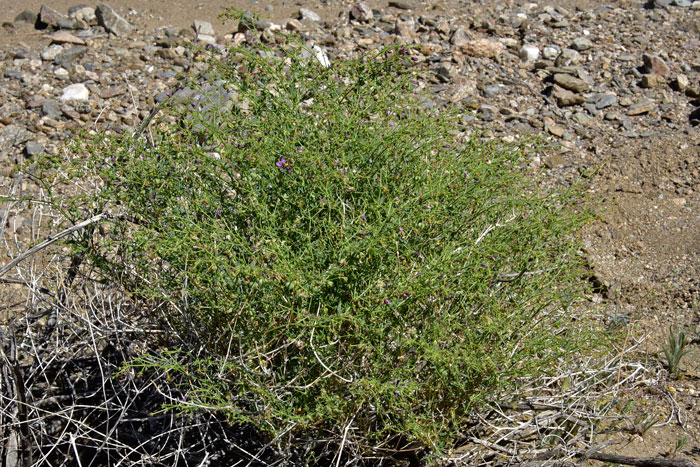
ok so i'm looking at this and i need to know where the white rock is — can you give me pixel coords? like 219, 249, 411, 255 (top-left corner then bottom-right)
302, 42, 330, 67
54, 68, 69, 78
197, 34, 216, 44
60, 83, 90, 102
41, 44, 64, 61
543, 46, 559, 60
519, 44, 540, 62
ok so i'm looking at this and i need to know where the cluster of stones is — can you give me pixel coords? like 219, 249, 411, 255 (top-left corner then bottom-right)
1, 0, 699, 179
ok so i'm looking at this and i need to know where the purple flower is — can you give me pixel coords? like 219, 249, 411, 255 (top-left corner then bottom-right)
276, 157, 292, 173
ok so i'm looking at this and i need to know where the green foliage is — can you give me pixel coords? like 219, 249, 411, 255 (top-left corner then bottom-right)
42, 44, 598, 458
663, 326, 690, 377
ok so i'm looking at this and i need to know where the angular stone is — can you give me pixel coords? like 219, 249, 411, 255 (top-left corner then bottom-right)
298, 8, 321, 22
544, 117, 565, 137
95, 3, 132, 37
552, 85, 585, 106
595, 94, 617, 109
193, 19, 215, 36
60, 83, 90, 102
350, 2, 373, 22
555, 48, 582, 67
39, 5, 67, 28
54, 45, 87, 68
627, 99, 655, 115
640, 73, 665, 88
41, 99, 61, 118
14, 10, 37, 23
450, 27, 470, 47
394, 18, 415, 38
460, 38, 504, 58
642, 54, 669, 76
553, 73, 590, 93
25, 141, 45, 156
519, 44, 539, 62
544, 154, 566, 168
675, 74, 689, 91
571, 37, 593, 52
50, 30, 86, 45
0, 125, 33, 150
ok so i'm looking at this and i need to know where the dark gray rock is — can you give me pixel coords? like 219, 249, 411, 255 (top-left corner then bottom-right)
41, 99, 62, 119
24, 141, 45, 156
54, 45, 87, 68
0, 125, 33, 150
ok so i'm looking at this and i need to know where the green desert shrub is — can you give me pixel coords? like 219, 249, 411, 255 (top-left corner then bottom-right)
43, 44, 597, 459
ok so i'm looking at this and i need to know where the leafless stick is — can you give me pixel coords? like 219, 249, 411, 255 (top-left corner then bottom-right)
581, 450, 695, 467
0, 213, 107, 279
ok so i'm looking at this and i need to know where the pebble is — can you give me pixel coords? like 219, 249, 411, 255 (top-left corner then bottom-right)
571, 37, 593, 52
50, 31, 86, 45
627, 99, 655, 116
553, 73, 590, 93
60, 83, 90, 102
595, 94, 617, 109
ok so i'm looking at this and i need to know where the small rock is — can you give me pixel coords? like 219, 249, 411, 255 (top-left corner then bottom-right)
572, 111, 593, 125
68, 6, 96, 23
483, 84, 505, 97
24, 141, 45, 156
571, 37, 593, 52
301, 42, 330, 68
460, 38, 504, 58
394, 18, 415, 38
478, 104, 497, 121
41, 99, 61, 118
542, 46, 559, 60
450, 27, 471, 47
555, 48, 582, 67
552, 85, 585, 106
640, 74, 665, 88
436, 64, 458, 83
50, 30, 86, 45
41, 44, 63, 61
285, 19, 304, 31
519, 44, 539, 62
14, 10, 37, 23
0, 125, 33, 150
196, 34, 216, 44
627, 99, 655, 116
96, 3, 132, 37
350, 2, 374, 22
544, 154, 566, 168
38, 5, 67, 28
60, 83, 90, 102
54, 45, 87, 68
389, 0, 416, 9
674, 74, 689, 91
544, 117, 566, 137
299, 8, 321, 22
553, 73, 590, 93
193, 19, 215, 36
642, 54, 669, 76
595, 94, 617, 109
